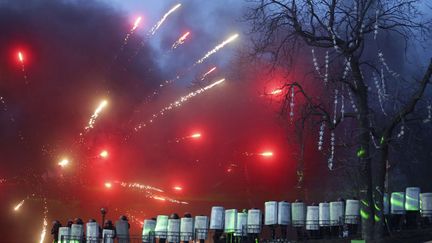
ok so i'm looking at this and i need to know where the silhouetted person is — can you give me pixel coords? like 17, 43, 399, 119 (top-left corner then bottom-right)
51, 220, 62, 243
116, 215, 130, 243
67, 219, 73, 228
103, 220, 116, 237
72, 218, 85, 242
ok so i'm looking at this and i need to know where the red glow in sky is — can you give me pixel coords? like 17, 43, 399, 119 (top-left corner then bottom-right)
173, 186, 182, 191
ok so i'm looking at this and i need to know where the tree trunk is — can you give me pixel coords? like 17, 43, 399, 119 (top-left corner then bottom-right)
351, 58, 375, 240
374, 141, 389, 240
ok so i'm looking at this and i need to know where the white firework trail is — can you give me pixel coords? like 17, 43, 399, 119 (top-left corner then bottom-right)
117, 181, 164, 193
150, 3, 182, 35
148, 192, 189, 205
171, 32, 190, 49
121, 17, 142, 49
134, 78, 225, 132
200, 66, 217, 81
84, 100, 108, 131
14, 199, 25, 211
39, 198, 48, 243
195, 34, 239, 64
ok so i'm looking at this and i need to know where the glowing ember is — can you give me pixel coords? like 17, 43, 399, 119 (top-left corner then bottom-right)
58, 158, 69, 167
171, 31, 190, 49
150, 3, 182, 35
196, 34, 239, 64
85, 99, 108, 131
14, 199, 25, 211
99, 150, 108, 158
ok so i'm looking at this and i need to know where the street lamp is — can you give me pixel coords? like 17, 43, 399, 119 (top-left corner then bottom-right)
101, 207, 107, 227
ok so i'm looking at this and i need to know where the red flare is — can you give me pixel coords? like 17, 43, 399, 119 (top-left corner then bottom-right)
190, 133, 201, 139
259, 151, 274, 157
99, 150, 108, 158
18, 52, 24, 63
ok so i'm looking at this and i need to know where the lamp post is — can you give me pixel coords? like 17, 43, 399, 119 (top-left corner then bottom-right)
101, 207, 107, 227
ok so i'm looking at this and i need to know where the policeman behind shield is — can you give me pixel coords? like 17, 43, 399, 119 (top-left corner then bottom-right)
103, 220, 117, 238
116, 215, 130, 243
51, 220, 62, 243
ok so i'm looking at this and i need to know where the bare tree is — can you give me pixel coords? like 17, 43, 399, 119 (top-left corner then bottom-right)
246, 0, 432, 239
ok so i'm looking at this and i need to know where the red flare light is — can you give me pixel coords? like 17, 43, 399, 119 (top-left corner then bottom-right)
173, 186, 183, 191
259, 151, 274, 157
99, 150, 109, 158
190, 133, 201, 139
18, 52, 24, 63
270, 89, 283, 95
58, 158, 69, 167
104, 182, 112, 189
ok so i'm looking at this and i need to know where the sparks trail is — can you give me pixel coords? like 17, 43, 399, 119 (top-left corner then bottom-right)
131, 3, 182, 60
13, 199, 25, 211
134, 78, 225, 132
17, 51, 29, 84
146, 192, 188, 204
168, 132, 202, 143
195, 34, 239, 65
200, 66, 217, 81
150, 3, 181, 35
39, 197, 48, 243
83, 99, 108, 133
243, 151, 274, 157
116, 181, 164, 193
149, 66, 218, 103
117, 182, 188, 204
119, 17, 142, 54
1, 96, 16, 123
171, 31, 190, 50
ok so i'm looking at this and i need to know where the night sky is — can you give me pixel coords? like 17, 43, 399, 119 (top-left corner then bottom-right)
0, 0, 326, 241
